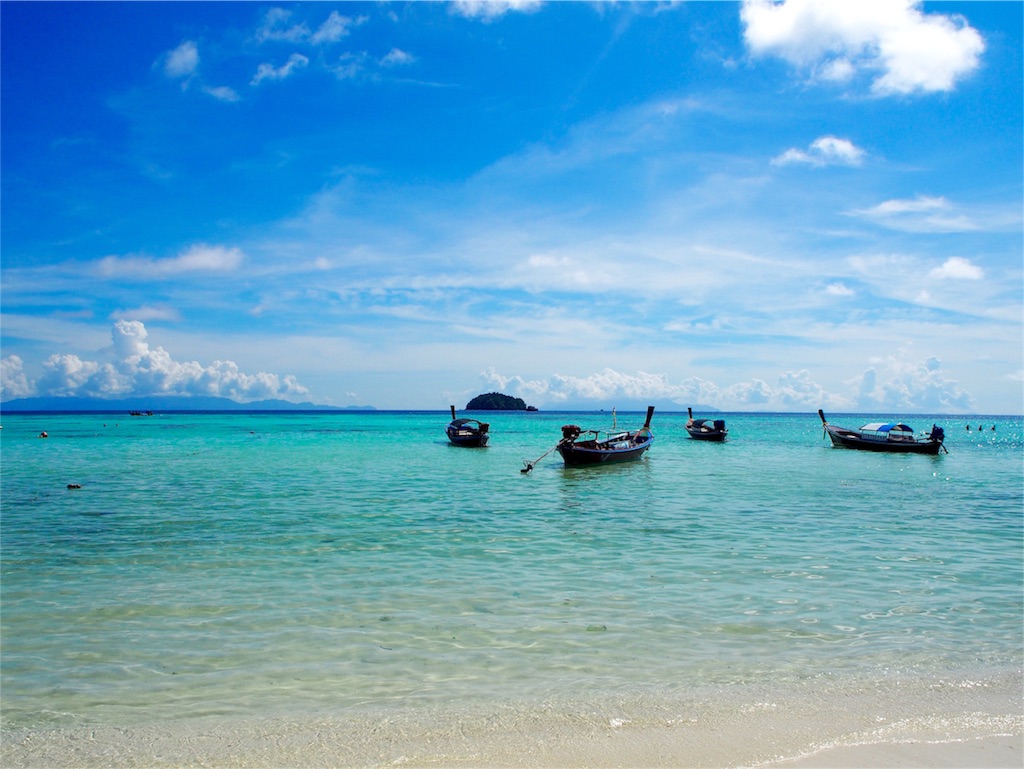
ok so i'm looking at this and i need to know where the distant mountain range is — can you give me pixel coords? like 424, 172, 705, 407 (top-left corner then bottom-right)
0, 395, 376, 412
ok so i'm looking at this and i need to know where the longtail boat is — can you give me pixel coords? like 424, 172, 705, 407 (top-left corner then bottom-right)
685, 407, 727, 441
818, 410, 946, 455
446, 405, 490, 447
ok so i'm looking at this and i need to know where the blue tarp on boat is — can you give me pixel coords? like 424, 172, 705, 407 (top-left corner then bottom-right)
861, 423, 914, 433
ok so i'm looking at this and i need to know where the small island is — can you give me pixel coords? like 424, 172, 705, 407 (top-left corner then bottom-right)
465, 392, 537, 411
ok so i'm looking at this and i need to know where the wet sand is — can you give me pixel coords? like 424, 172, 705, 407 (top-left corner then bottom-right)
3, 727, 1020, 768
4, 703, 1020, 768
775, 735, 1021, 768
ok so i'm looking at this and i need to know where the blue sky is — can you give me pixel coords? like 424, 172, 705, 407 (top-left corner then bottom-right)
1, 1, 1021, 413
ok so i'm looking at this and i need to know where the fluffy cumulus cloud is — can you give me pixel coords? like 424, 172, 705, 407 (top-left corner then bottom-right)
14, 321, 310, 403
773, 135, 865, 167
742, 0, 985, 95
1, 355, 34, 400
481, 357, 973, 413
850, 355, 972, 412
929, 256, 983, 281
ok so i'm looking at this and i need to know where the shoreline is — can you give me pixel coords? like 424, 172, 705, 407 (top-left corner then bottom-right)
4, 721, 1020, 769
774, 735, 1021, 768
4, 673, 1020, 769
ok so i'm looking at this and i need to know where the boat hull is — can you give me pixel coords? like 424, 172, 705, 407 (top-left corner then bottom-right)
824, 425, 942, 455
446, 421, 489, 447
447, 432, 489, 447
685, 411, 727, 441
557, 436, 652, 466
685, 428, 726, 442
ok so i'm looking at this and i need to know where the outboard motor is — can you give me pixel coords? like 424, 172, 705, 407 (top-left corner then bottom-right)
929, 425, 945, 443
561, 424, 581, 442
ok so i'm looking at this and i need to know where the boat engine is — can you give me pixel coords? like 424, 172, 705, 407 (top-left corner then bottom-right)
561, 424, 581, 441
929, 425, 945, 443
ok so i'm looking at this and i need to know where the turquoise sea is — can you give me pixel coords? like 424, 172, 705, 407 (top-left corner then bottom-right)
1, 410, 1021, 767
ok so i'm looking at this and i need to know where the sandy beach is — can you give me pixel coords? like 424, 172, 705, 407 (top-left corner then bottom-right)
3, 724, 1020, 768
4, 681, 1021, 769
776, 735, 1021, 768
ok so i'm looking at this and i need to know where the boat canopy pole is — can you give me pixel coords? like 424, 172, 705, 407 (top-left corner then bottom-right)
450, 405, 457, 420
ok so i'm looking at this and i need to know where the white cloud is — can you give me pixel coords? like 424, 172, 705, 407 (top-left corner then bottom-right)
158, 41, 239, 102
203, 85, 241, 102
451, 1, 542, 22
27, 321, 310, 403
849, 354, 972, 411
742, 0, 985, 95
824, 282, 854, 296
252, 53, 310, 85
380, 48, 416, 67
1, 355, 34, 399
863, 195, 949, 216
330, 52, 368, 80
929, 256, 983, 281
311, 11, 364, 44
257, 8, 364, 45
479, 356, 974, 413
161, 40, 199, 79
852, 195, 978, 233
774, 369, 830, 408
94, 245, 244, 279
36, 353, 108, 398
772, 135, 865, 167
110, 305, 182, 323
256, 8, 310, 43
819, 57, 855, 83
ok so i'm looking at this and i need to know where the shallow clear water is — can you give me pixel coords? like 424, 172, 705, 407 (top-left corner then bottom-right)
1, 410, 1021, 744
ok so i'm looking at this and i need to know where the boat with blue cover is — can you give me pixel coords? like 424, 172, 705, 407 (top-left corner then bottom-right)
818, 410, 946, 454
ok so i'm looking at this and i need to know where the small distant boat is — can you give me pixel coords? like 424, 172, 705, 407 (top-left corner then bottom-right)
685, 407, 727, 441
818, 410, 946, 455
553, 406, 655, 468
446, 405, 490, 447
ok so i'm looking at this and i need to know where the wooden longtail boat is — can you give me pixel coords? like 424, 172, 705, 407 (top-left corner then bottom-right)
522, 407, 656, 473
818, 410, 946, 455
554, 406, 655, 467
685, 407, 727, 441
446, 405, 490, 447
